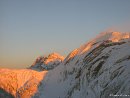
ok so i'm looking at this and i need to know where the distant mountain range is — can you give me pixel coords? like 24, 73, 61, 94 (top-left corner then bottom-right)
0, 32, 130, 98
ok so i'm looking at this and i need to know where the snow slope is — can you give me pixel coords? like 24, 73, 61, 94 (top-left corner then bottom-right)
0, 69, 47, 98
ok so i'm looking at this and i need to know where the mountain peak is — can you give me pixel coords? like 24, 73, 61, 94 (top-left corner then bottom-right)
79, 32, 130, 53
64, 32, 130, 62
44, 52, 64, 65
30, 52, 64, 70
93, 32, 130, 43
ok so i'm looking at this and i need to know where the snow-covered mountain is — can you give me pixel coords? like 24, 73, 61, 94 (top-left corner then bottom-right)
0, 68, 47, 98
0, 32, 130, 98
30, 52, 64, 71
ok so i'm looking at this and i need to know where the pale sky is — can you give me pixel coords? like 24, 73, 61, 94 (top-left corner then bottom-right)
0, 0, 130, 68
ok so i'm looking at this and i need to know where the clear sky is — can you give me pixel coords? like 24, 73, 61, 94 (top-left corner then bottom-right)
0, 0, 130, 68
